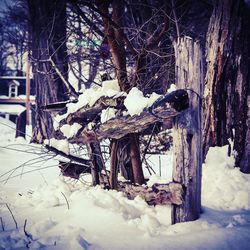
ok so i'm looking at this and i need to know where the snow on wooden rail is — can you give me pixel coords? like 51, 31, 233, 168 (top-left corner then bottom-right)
44, 89, 189, 141
56, 89, 189, 144
95, 90, 188, 140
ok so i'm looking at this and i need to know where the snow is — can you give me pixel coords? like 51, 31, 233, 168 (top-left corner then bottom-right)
0, 118, 250, 249
53, 113, 68, 131
66, 79, 126, 115
202, 145, 250, 210
0, 95, 8, 99
0, 104, 26, 115
57, 83, 163, 127
9, 80, 20, 86
44, 138, 70, 155
167, 84, 177, 93
100, 108, 117, 123
60, 123, 82, 139
101, 79, 120, 92
0, 117, 16, 141
147, 92, 162, 107
0, 94, 35, 100
17, 95, 36, 100
124, 88, 149, 116
124, 87, 162, 116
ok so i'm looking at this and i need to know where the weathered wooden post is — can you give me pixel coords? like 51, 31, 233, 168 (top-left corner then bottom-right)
171, 36, 203, 224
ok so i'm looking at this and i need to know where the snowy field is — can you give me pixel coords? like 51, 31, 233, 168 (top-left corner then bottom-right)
0, 117, 250, 250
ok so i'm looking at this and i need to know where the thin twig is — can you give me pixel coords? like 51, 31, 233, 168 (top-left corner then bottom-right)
5, 203, 18, 229
0, 217, 4, 231
49, 57, 78, 98
141, 123, 157, 175
171, 0, 180, 38
61, 192, 70, 210
24, 219, 33, 240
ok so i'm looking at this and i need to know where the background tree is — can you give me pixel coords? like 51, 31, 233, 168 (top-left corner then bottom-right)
28, 0, 77, 143
203, 0, 250, 173
0, 0, 29, 75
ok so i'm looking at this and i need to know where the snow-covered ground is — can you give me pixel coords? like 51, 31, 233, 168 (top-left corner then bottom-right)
0, 117, 250, 250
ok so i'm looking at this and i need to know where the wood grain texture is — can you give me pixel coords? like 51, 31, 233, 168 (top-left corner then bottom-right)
203, 0, 250, 173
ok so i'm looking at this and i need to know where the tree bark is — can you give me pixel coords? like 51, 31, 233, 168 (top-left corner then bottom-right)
203, 0, 250, 173
171, 37, 203, 224
97, 0, 129, 92
109, 139, 119, 189
129, 134, 144, 185
28, 0, 69, 143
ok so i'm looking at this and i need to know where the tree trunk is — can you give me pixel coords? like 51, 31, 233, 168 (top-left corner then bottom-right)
109, 139, 119, 189
203, 0, 250, 173
28, 0, 69, 143
129, 134, 144, 185
171, 37, 203, 224
97, 0, 128, 92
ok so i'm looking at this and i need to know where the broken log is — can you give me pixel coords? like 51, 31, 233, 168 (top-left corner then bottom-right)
69, 89, 189, 144
118, 182, 184, 206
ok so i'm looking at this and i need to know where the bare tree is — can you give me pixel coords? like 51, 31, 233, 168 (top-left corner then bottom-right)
0, 0, 29, 75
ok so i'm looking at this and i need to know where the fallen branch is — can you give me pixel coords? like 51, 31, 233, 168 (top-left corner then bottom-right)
44, 145, 90, 167
24, 219, 33, 240
5, 203, 18, 229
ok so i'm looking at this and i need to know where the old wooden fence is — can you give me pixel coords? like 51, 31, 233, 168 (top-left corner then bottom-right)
44, 36, 203, 224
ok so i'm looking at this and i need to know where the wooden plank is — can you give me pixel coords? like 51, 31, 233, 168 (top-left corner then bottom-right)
171, 37, 203, 224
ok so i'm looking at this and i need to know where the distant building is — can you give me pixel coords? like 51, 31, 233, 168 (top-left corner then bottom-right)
0, 76, 35, 97
0, 76, 35, 123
